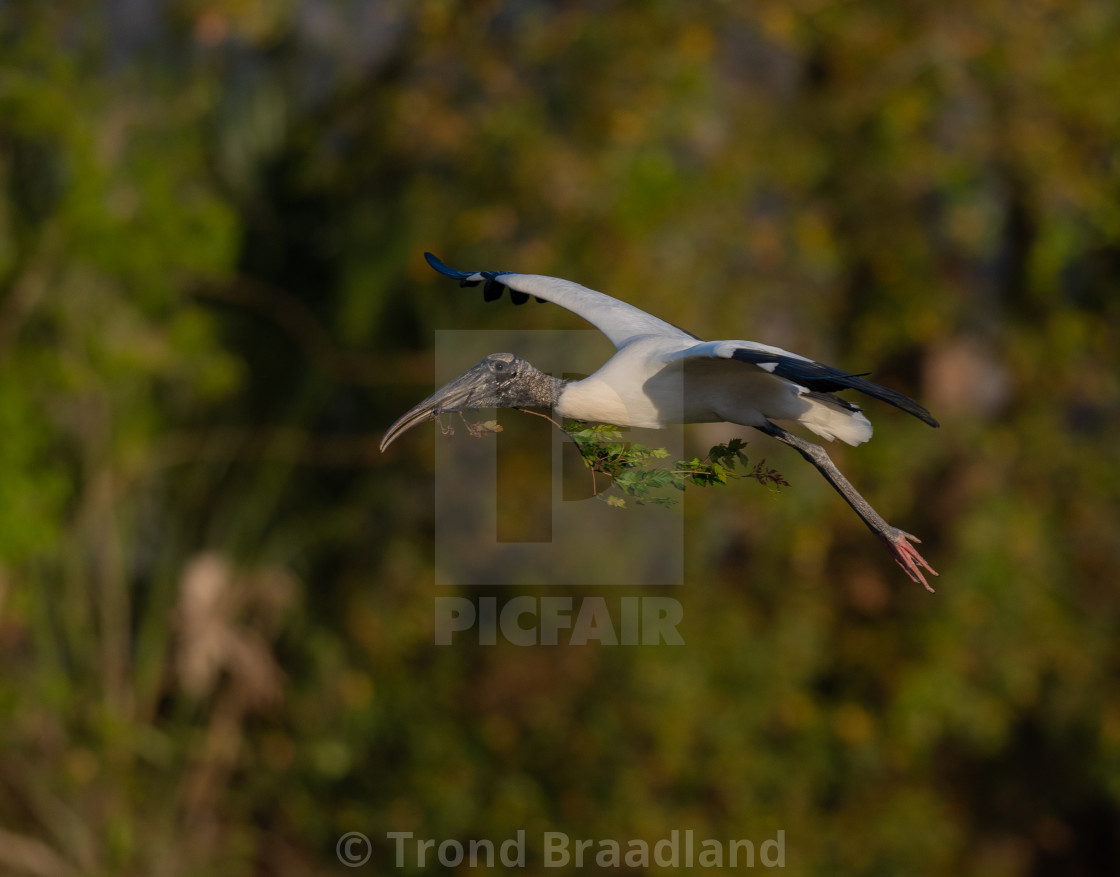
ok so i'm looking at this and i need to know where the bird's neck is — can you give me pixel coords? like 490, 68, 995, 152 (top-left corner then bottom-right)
535, 373, 568, 408
503, 372, 567, 410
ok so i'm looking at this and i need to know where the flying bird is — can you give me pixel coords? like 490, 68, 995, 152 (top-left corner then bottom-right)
382, 253, 940, 590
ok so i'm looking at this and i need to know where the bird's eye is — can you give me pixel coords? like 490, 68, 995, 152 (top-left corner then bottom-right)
493, 361, 506, 371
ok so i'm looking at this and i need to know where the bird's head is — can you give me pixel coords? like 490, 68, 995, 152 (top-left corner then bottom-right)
380, 352, 563, 451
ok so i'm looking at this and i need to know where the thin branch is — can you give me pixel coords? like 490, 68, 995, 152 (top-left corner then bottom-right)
515, 407, 566, 430
516, 408, 603, 495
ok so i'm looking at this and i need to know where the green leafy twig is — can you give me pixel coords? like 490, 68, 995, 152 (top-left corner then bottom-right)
561, 420, 788, 508
460, 410, 787, 508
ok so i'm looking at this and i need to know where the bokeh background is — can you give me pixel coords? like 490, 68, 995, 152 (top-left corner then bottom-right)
2, 1, 1119, 875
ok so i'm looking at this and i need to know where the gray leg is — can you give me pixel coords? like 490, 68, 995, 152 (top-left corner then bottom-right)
755, 420, 938, 591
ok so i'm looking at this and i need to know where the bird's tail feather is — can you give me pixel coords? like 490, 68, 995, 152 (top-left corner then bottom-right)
778, 392, 874, 446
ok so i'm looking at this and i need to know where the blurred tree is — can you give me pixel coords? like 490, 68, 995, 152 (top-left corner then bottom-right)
0, 1, 1118, 875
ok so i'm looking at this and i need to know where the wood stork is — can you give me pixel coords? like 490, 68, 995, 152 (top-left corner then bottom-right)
381, 253, 940, 590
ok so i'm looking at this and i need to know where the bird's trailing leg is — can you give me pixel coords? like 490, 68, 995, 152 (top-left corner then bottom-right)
755, 421, 938, 591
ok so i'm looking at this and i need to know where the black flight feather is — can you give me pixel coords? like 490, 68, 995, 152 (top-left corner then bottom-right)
426, 252, 547, 310
731, 348, 939, 427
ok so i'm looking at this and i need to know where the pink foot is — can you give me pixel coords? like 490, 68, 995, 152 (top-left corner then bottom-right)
878, 529, 938, 592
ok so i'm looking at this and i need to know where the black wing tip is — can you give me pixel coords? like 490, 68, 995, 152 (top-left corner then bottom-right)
894, 402, 939, 428
730, 347, 940, 427
873, 387, 939, 427
424, 252, 473, 280
850, 383, 940, 427
425, 253, 535, 306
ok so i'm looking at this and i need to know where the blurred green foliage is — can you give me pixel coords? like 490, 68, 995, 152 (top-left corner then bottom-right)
1, 1, 1119, 875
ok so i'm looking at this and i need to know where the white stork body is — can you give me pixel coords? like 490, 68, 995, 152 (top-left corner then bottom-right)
557, 336, 874, 446
381, 254, 940, 590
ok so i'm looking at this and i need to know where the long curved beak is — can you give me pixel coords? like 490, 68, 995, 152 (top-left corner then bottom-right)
379, 362, 493, 452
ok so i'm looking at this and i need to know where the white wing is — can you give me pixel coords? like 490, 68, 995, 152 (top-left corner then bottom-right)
662, 339, 939, 426
425, 253, 697, 350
